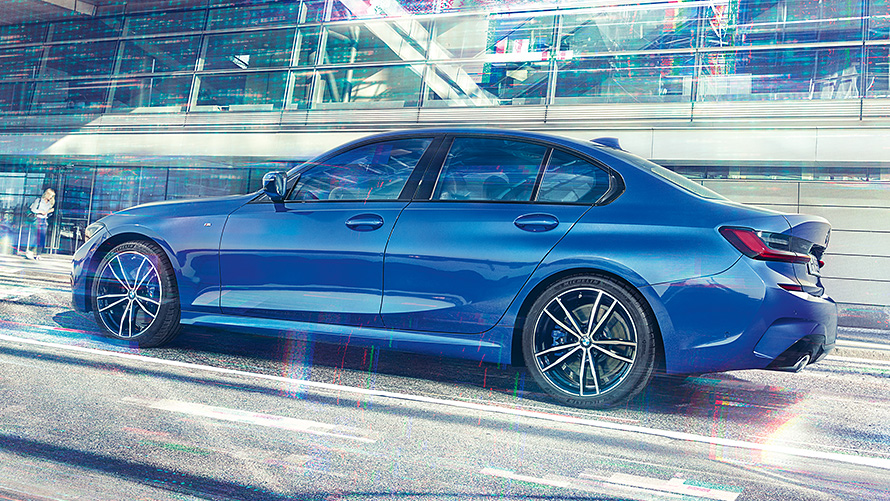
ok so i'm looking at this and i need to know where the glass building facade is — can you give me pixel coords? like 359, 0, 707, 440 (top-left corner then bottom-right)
0, 0, 889, 260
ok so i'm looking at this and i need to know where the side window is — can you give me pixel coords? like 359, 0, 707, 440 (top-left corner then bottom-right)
289, 138, 433, 201
432, 137, 547, 202
536, 150, 610, 204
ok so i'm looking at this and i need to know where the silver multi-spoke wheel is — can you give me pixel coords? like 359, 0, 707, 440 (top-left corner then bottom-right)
96, 251, 162, 338
533, 287, 637, 397
91, 241, 180, 347
523, 276, 656, 408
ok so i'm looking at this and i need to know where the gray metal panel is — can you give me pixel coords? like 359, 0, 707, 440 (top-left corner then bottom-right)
545, 103, 692, 122
800, 206, 890, 232
820, 255, 890, 281
815, 128, 890, 163
279, 110, 310, 126
417, 106, 547, 125
822, 278, 890, 306
692, 100, 860, 119
94, 113, 187, 128
184, 112, 282, 127
824, 230, 890, 257
861, 98, 890, 120
800, 182, 890, 208
703, 180, 799, 205
306, 108, 421, 125
651, 128, 818, 162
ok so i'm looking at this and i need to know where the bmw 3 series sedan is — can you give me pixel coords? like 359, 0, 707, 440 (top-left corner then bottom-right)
72, 128, 836, 409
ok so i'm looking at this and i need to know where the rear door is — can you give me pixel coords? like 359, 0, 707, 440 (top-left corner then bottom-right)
219, 136, 438, 326
381, 136, 612, 334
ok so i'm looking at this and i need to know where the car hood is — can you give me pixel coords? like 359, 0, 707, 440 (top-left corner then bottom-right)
105, 193, 255, 222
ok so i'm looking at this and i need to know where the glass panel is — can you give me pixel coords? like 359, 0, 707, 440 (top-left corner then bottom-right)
91, 167, 140, 217
111, 76, 192, 112
208, 2, 300, 29
0, 23, 47, 46
323, 21, 430, 64
295, 27, 321, 66
195, 71, 287, 111
166, 168, 249, 200
290, 138, 433, 201
733, 0, 862, 46
301, 0, 329, 23
559, 5, 699, 54
32, 80, 110, 113
425, 61, 549, 106
204, 29, 296, 70
696, 47, 862, 101
288, 71, 314, 109
737, 165, 804, 180
537, 150, 610, 204
555, 53, 694, 104
0, 82, 34, 113
328, 0, 437, 21
870, 0, 890, 40
430, 14, 555, 60
119, 36, 201, 74
50, 17, 122, 41
432, 137, 547, 201
316, 65, 422, 107
866, 45, 890, 98
125, 10, 205, 36
43, 41, 118, 77
0, 46, 43, 81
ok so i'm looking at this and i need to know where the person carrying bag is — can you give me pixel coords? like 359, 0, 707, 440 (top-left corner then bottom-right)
26, 188, 55, 260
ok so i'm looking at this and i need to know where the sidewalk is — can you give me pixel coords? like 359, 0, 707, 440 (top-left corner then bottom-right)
2, 252, 889, 360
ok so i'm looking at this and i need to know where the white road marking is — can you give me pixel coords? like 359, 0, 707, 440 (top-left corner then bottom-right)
123, 397, 374, 443
599, 473, 740, 501
3, 333, 890, 471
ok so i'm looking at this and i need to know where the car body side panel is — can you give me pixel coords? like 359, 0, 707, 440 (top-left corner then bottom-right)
72, 195, 252, 314
219, 201, 408, 326
381, 202, 589, 334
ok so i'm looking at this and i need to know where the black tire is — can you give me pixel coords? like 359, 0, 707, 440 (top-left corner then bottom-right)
91, 240, 181, 347
522, 274, 657, 409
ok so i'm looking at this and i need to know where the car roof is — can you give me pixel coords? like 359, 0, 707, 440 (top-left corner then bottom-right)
365, 127, 610, 155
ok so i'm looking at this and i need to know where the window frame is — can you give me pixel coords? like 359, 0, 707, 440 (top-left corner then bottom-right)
250, 134, 444, 204
415, 133, 622, 206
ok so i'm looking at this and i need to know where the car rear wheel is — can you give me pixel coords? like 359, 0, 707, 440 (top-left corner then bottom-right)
91, 240, 180, 347
522, 275, 656, 409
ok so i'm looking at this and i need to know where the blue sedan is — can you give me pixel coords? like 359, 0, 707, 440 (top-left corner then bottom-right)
72, 128, 836, 408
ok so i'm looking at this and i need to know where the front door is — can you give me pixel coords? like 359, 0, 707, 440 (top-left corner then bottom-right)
219, 136, 436, 326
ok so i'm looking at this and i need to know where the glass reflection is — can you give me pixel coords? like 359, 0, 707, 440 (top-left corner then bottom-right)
195, 71, 287, 111
204, 29, 296, 70
111, 76, 192, 112
119, 37, 201, 74
316, 65, 421, 107
696, 47, 861, 101
555, 54, 695, 104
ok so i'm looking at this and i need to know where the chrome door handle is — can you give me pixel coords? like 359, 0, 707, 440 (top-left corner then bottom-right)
345, 214, 384, 231
514, 213, 559, 232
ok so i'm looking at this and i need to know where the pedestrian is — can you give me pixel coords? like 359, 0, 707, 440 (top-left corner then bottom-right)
27, 188, 55, 260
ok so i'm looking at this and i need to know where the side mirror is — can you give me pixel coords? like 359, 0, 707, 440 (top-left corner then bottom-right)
262, 171, 287, 202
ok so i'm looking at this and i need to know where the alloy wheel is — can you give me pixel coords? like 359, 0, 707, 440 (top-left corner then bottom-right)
95, 251, 163, 339
531, 287, 638, 397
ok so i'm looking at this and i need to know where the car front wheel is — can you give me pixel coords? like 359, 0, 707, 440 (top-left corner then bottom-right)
91, 240, 181, 347
522, 275, 657, 409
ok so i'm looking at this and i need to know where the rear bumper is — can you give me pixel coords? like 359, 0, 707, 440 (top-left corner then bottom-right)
649, 258, 837, 375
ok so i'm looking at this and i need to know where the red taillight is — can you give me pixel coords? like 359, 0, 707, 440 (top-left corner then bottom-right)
719, 227, 812, 264
779, 283, 805, 292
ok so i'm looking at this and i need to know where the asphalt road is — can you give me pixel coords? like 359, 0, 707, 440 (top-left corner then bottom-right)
1, 255, 889, 501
